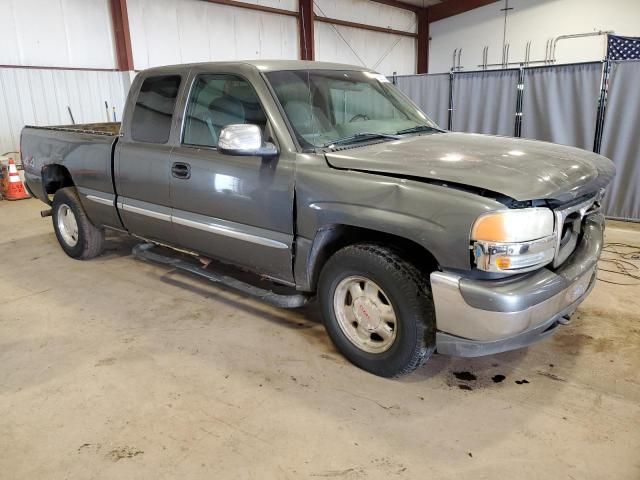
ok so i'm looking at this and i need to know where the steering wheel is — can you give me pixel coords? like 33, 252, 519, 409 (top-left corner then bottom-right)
349, 113, 370, 122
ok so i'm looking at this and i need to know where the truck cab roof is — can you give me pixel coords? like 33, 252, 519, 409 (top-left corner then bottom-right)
141, 60, 374, 75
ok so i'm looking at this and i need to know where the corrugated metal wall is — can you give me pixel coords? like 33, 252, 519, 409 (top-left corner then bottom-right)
0, 0, 123, 153
0, 68, 130, 154
125, 0, 418, 73
314, 0, 417, 75
0, 0, 419, 152
0, 0, 116, 69
127, 0, 299, 70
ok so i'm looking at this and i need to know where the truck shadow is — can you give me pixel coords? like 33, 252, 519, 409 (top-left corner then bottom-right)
157, 272, 338, 356
95, 230, 330, 340
97, 230, 585, 388
99, 232, 140, 259
159, 271, 323, 329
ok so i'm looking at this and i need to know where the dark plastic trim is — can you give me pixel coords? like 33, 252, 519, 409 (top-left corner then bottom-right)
132, 243, 309, 308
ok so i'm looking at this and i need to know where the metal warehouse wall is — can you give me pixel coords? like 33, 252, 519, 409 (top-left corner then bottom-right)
1, 0, 116, 69
314, 0, 417, 75
0, 0, 419, 153
0, 0, 124, 154
127, 0, 299, 70
0, 68, 130, 154
429, 0, 640, 73
126, 0, 417, 74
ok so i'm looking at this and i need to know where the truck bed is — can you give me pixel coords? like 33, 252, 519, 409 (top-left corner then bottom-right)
21, 122, 121, 229
26, 122, 121, 136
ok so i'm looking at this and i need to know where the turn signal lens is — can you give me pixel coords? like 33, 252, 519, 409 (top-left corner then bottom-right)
471, 208, 554, 243
495, 257, 511, 269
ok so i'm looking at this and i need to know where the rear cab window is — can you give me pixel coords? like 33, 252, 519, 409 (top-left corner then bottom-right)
131, 75, 182, 144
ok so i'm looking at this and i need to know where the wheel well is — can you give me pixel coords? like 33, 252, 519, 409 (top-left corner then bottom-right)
307, 225, 439, 291
42, 164, 74, 195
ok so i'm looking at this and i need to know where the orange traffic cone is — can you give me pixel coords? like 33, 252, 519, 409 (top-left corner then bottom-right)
2, 158, 30, 201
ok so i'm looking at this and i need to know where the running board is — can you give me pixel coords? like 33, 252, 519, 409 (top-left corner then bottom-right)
132, 243, 309, 309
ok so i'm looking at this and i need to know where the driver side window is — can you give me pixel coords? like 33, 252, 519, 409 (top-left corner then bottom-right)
182, 74, 267, 148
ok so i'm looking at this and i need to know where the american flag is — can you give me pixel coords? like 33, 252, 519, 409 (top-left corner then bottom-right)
607, 34, 640, 60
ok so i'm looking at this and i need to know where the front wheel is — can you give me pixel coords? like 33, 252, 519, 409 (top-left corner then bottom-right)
52, 187, 105, 259
319, 244, 436, 377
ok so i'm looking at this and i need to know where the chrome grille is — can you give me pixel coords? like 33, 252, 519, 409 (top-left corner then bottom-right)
552, 193, 601, 268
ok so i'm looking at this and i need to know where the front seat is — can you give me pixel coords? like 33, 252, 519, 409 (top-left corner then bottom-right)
284, 100, 338, 146
207, 95, 246, 145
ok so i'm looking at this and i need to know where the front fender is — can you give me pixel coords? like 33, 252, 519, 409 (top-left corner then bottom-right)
295, 165, 506, 283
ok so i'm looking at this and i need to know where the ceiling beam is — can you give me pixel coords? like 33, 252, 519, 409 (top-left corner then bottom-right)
0, 64, 118, 72
199, 0, 298, 17
428, 0, 500, 23
368, 0, 423, 13
315, 15, 418, 38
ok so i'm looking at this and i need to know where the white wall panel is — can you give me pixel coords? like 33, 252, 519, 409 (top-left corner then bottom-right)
314, 0, 417, 33
0, 0, 423, 154
128, 0, 298, 70
312, 0, 417, 74
0, 0, 116, 69
429, 0, 640, 73
315, 22, 416, 75
0, 68, 130, 153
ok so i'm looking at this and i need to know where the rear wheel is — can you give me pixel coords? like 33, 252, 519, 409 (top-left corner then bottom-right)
52, 187, 104, 259
319, 243, 436, 377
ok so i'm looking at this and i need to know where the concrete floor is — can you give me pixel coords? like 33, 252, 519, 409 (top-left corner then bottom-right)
1, 198, 639, 479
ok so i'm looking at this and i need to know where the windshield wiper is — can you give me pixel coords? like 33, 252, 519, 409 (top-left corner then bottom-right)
395, 125, 440, 135
322, 132, 401, 149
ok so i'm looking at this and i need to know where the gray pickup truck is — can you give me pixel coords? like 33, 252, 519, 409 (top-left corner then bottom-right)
21, 60, 615, 377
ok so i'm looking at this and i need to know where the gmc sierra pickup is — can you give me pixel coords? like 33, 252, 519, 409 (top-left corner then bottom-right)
21, 60, 615, 377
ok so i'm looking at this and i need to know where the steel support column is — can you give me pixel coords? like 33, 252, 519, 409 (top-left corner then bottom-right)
417, 9, 429, 73
109, 0, 134, 71
299, 0, 315, 60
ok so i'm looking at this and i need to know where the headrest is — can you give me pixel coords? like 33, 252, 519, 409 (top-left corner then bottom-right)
209, 96, 245, 126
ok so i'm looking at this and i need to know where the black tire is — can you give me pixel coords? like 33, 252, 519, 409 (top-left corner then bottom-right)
318, 243, 436, 377
52, 187, 105, 259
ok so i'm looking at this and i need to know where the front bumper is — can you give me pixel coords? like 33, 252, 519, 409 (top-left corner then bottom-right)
431, 213, 604, 357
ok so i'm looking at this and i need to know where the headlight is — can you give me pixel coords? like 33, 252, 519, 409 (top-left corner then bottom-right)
471, 208, 556, 273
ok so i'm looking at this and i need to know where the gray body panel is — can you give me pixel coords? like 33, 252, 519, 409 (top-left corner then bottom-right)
20, 126, 122, 230
167, 64, 297, 282
113, 70, 189, 246
114, 141, 175, 244
292, 152, 505, 278
325, 133, 615, 203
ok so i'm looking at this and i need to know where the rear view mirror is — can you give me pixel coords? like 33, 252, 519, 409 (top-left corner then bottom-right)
218, 124, 278, 157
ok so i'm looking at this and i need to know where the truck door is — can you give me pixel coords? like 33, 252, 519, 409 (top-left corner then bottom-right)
114, 74, 184, 244
169, 71, 295, 284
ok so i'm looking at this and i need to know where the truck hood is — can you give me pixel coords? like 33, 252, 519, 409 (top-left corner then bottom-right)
324, 132, 615, 202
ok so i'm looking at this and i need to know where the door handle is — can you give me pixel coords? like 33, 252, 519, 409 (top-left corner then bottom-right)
171, 162, 191, 179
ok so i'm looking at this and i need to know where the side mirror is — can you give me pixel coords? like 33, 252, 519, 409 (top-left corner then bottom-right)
217, 124, 278, 157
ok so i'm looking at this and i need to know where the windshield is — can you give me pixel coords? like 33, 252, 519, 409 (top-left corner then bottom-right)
265, 70, 440, 149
